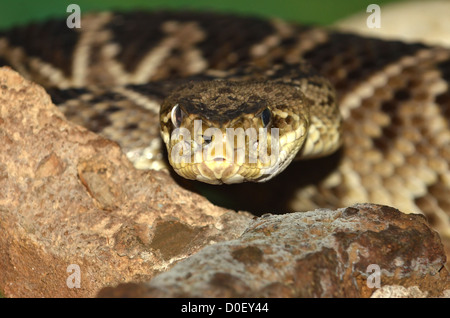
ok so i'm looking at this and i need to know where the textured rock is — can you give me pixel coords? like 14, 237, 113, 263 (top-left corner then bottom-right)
0, 67, 253, 297
371, 285, 429, 298
98, 204, 450, 298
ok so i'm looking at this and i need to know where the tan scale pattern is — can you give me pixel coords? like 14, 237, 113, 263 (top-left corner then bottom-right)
0, 11, 449, 239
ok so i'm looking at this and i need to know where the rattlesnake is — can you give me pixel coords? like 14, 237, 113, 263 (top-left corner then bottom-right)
0, 11, 449, 239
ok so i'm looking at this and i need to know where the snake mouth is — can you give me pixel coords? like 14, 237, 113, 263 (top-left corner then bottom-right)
168, 126, 307, 184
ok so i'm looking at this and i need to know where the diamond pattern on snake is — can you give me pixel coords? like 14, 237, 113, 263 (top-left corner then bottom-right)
0, 11, 449, 239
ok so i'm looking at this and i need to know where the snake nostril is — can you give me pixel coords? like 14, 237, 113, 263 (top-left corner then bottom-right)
203, 135, 213, 145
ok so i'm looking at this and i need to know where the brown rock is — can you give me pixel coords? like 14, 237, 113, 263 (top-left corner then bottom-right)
100, 204, 449, 298
0, 67, 253, 297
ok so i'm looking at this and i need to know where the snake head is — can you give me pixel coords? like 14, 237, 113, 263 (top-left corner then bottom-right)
160, 80, 310, 184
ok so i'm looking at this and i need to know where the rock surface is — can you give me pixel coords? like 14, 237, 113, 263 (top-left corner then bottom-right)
99, 204, 450, 298
0, 67, 253, 297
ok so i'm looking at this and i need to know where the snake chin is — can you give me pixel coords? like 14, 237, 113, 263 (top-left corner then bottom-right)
195, 161, 244, 184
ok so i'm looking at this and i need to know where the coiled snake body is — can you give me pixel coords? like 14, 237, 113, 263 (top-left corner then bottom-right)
0, 11, 449, 238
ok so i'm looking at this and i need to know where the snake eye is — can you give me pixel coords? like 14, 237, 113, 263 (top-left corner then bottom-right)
171, 104, 185, 128
261, 108, 271, 127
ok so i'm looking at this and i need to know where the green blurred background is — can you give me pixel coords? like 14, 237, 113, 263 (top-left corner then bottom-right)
0, 0, 405, 29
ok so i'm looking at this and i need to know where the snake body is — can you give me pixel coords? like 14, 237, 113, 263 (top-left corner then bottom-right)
0, 11, 449, 236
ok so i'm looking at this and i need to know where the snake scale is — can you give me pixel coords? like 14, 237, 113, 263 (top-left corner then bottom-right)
0, 11, 449, 240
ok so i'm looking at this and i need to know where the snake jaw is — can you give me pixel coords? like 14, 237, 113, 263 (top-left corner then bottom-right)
165, 119, 310, 184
